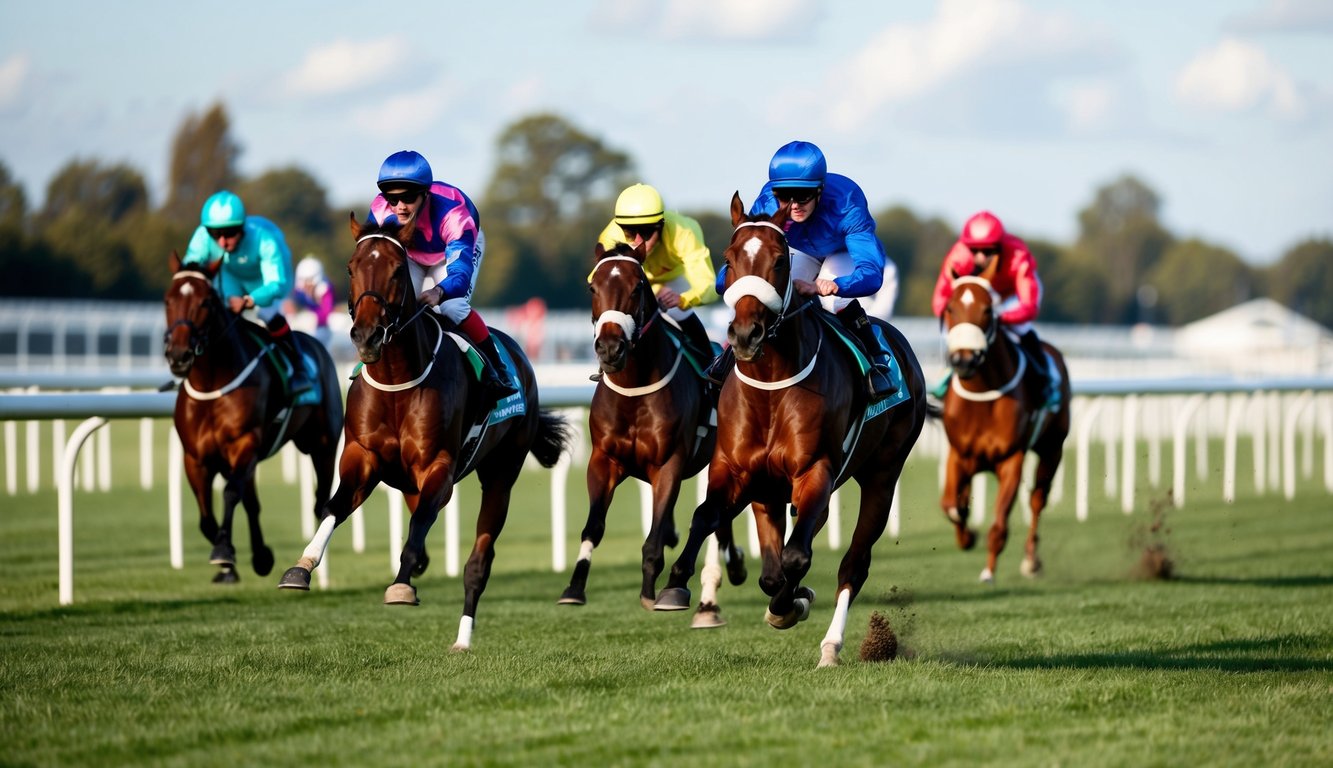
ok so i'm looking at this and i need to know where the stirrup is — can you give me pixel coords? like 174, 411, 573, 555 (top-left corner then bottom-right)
867, 367, 897, 403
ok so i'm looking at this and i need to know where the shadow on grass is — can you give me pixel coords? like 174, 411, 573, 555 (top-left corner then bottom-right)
961, 632, 1333, 673
1172, 574, 1333, 588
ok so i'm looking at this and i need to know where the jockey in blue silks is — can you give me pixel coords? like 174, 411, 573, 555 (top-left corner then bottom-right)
709, 141, 897, 401
182, 190, 311, 393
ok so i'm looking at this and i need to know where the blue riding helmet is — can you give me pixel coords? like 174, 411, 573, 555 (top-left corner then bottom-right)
377, 150, 433, 191
200, 190, 246, 228
768, 141, 827, 189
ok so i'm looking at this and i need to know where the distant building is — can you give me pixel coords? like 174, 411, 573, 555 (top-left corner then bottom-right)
1175, 298, 1333, 376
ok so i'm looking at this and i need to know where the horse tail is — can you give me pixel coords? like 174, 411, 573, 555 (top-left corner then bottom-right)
530, 409, 573, 468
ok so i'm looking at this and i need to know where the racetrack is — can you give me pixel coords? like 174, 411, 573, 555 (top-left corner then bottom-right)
2, 422, 1330, 766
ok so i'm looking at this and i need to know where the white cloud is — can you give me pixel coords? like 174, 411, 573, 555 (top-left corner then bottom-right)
824, 0, 1100, 132
0, 53, 31, 111
284, 37, 410, 97
1055, 80, 1119, 133
350, 80, 456, 139
1175, 38, 1304, 119
592, 0, 813, 41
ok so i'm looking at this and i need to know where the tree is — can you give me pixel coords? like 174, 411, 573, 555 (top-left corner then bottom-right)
1072, 174, 1174, 323
162, 102, 240, 227
1265, 238, 1333, 328
873, 206, 956, 317
480, 113, 635, 307
0, 160, 27, 232
236, 166, 344, 283
1144, 239, 1253, 325
40, 159, 149, 223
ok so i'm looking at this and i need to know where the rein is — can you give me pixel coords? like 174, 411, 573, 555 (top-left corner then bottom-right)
946, 276, 1026, 401
359, 316, 444, 392
350, 233, 434, 347
592, 253, 682, 396
167, 270, 268, 399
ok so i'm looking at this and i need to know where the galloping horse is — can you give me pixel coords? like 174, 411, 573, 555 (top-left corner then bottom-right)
938, 255, 1071, 583
163, 252, 342, 583
278, 217, 571, 652
561, 242, 746, 623
654, 194, 928, 667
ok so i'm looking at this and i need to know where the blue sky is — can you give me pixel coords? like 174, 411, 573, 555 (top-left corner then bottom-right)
1, 0, 1329, 264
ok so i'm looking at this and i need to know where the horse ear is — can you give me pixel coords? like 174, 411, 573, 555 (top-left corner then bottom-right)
949, 266, 960, 282
349, 212, 362, 240
730, 192, 746, 227
396, 219, 415, 243
978, 254, 999, 281
593, 242, 605, 260
771, 201, 791, 229
169, 250, 181, 273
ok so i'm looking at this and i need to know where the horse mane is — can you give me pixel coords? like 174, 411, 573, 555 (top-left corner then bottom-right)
350, 212, 415, 245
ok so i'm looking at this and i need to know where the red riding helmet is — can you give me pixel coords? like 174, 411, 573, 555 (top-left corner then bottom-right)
961, 211, 1005, 248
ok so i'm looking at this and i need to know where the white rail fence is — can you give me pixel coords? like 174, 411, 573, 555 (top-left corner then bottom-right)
3, 374, 1331, 605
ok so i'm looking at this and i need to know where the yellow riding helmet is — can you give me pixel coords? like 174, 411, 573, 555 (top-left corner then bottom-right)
614, 184, 665, 226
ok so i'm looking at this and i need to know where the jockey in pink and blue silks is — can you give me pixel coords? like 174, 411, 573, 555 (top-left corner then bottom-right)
182, 190, 311, 393
710, 140, 898, 402
366, 150, 516, 404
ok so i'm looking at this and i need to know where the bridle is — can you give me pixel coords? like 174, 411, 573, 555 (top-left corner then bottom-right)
163, 270, 242, 358
945, 275, 1027, 401
350, 233, 434, 346
722, 220, 818, 340
590, 253, 661, 351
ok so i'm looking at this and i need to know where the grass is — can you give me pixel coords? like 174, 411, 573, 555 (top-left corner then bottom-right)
1, 420, 1331, 766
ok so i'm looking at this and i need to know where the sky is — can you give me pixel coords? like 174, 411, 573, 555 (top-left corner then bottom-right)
1, 0, 1330, 265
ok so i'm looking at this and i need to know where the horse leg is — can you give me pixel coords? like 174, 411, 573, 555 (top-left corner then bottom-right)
215, 456, 260, 583
1023, 442, 1064, 578
820, 462, 904, 667
559, 451, 622, 607
982, 453, 1026, 584
655, 491, 735, 611
640, 459, 687, 609
387, 463, 453, 607
239, 474, 274, 577
714, 519, 748, 586
453, 455, 525, 652
766, 469, 832, 630
942, 451, 977, 551
279, 442, 381, 590
182, 455, 231, 582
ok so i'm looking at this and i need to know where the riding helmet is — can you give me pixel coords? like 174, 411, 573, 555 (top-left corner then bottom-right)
768, 141, 827, 189
377, 150, 433, 191
200, 190, 246, 228
961, 211, 1006, 248
614, 184, 665, 226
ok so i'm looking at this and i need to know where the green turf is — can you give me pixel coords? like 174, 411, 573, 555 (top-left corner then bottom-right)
1, 420, 1330, 767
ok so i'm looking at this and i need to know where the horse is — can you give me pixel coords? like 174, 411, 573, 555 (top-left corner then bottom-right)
278, 216, 572, 653
653, 193, 929, 667
163, 251, 343, 583
560, 241, 746, 624
937, 256, 1072, 583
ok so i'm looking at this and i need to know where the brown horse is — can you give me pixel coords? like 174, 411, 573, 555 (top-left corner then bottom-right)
163, 252, 342, 583
560, 242, 746, 623
938, 256, 1072, 583
278, 216, 571, 652
653, 193, 928, 667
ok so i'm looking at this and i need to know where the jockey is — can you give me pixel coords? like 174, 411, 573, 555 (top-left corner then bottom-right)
290, 255, 335, 349
709, 140, 897, 401
182, 190, 311, 394
589, 183, 719, 382
366, 150, 516, 405
931, 210, 1055, 405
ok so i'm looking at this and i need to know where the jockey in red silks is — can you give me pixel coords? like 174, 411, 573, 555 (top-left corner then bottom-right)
366, 150, 516, 405
931, 211, 1057, 404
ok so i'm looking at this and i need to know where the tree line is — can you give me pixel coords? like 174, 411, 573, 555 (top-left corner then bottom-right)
1, 103, 1330, 329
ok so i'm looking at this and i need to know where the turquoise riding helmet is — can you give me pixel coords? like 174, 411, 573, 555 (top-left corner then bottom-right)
201, 190, 246, 228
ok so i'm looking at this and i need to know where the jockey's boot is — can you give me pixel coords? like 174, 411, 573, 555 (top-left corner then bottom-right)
475, 335, 519, 406
267, 315, 312, 395
702, 344, 735, 387
1018, 329, 1054, 407
838, 302, 896, 402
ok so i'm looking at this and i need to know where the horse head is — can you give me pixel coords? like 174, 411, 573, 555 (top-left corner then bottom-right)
943, 256, 1002, 379
721, 192, 793, 362
163, 250, 224, 377
347, 214, 417, 364
588, 241, 655, 374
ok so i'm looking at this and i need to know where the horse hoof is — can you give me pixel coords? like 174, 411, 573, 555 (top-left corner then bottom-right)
653, 587, 691, 611
384, 583, 419, 605
959, 529, 977, 551
818, 642, 842, 668
726, 551, 748, 586
796, 586, 816, 605
640, 595, 657, 611
1020, 557, 1042, 577
212, 567, 240, 585
557, 587, 586, 606
691, 603, 727, 629
209, 544, 236, 567
277, 566, 312, 590
765, 607, 799, 630
449, 642, 471, 654
979, 568, 995, 585
253, 546, 275, 577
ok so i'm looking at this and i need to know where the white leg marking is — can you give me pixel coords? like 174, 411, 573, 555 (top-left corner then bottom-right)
819, 588, 852, 668
301, 515, 338, 565
577, 539, 595, 563
453, 615, 474, 651
699, 534, 722, 606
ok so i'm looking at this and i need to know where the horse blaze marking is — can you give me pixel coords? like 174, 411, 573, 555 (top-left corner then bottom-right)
609, 266, 623, 278
960, 290, 975, 307
742, 236, 762, 260
179, 283, 194, 297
